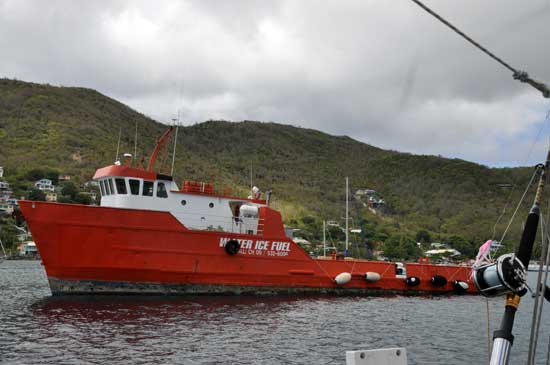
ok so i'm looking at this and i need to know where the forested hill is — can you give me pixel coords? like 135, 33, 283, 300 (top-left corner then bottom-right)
0, 78, 537, 251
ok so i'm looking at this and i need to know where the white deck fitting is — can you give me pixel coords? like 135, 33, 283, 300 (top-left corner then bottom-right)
346, 348, 407, 365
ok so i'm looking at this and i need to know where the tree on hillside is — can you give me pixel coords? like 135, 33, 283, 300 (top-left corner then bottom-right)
445, 235, 476, 258
27, 188, 46, 201
61, 181, 79, 200
44, 170, 60, 185
383, 234, 421, 261
74, 193, 92, 205
416, 230, 432, 244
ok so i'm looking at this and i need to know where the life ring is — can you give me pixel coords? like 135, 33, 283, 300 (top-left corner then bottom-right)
225, 239, 240, 255
430, 275, 448, 287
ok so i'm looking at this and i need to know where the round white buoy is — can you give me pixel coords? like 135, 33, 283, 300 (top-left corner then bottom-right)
335, 272, 352, 285
364, 272, 381, 282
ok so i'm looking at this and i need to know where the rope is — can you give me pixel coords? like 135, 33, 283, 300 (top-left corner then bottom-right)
496, 167, 540, 254
410, 0, 550, 98
312, 257, 336, 282
491, 103, 550, 259
492, 106, 550, 240
410, 0, 516, 73
486, 298, 491, 364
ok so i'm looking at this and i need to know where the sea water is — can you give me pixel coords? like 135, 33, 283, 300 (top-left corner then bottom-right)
1, 260, 550, 364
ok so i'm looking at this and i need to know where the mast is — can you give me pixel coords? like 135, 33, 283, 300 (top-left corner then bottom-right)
115, 127, 122, 163
170, 115, 179, 177
0, 238, 7, 259
323, 220, 326, 257
134, 121, 138, 162
346, 176, 349, 253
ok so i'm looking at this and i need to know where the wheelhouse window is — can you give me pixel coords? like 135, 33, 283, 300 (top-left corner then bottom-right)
143, 181, 154, 196
115, 178, 127, 194
108, 179, 114, 196
157, 182, 168, 198
99, 180, 106, 196
129, 179, 140, 195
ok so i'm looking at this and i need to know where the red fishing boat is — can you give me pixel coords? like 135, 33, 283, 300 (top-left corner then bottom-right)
20, 127, 474, 295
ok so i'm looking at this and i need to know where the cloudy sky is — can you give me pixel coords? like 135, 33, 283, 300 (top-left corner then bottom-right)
1, 0, 550, 167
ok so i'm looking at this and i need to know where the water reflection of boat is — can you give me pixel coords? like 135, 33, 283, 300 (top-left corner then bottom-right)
30, 295, 317, 324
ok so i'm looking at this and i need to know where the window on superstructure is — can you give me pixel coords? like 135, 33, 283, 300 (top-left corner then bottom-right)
108, 179, 115, 196
99, 180, 106, 196
115, 178, 127, 194
129, 179, 140, 195
157, 182, 168, 198
143, 181, 154, 196
103, 179, 110, 195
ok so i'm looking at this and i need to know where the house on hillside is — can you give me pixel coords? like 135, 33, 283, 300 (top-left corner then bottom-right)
80, 191, 97, 204
17, 241, 38, 256
35, 179, 55, 192
45, 192, 57, 202
84, 181, 100, 188
284, 227, 301, 239
58, 174, 71, 182
425, 248, 461, 258
355, 189, 377, 197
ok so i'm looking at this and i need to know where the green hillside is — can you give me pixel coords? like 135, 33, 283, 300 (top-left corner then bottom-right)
0, 78, 540, 257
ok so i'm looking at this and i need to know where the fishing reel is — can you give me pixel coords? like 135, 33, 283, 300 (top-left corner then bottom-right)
473, 253, 527, 297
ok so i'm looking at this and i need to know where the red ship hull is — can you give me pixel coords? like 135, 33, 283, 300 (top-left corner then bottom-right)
20, 201, 476, 295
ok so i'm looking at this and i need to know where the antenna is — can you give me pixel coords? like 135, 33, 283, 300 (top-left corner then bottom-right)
345, 176, 349, 254
323, 220, 326, 257
134, 121, 138, 162
115, 127, 122, 163
170, 114, 179, 177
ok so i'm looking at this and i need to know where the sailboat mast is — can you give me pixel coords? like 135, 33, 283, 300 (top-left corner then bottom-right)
323, 220, 326, 257
170, 117, 179, 177
0, 238, 7, 259
345, 176, 349, 253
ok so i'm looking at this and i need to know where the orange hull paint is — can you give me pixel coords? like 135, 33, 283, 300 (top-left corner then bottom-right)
20, 200, 476, 295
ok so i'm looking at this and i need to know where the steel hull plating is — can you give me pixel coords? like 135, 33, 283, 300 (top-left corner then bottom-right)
20, 201, 476, 296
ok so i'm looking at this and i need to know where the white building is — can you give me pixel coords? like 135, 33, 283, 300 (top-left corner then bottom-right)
18, 241, 38, 255
35, 179, 55, 192
425, 248, 461, 257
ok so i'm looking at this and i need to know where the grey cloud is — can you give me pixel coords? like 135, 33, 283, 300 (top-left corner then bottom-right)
1, 0, 549, 166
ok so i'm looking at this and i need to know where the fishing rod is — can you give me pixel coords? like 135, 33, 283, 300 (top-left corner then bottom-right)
473, 146, 550, 365
410, 0, 550, 99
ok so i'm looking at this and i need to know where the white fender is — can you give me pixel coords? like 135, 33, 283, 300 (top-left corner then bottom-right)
365, 272, 381, 282
335, 272, 352, 285
456, 281, 469, 290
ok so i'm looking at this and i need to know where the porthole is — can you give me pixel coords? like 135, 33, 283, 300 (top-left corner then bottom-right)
209, 202, 214, 208
181, 200, 187, 206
